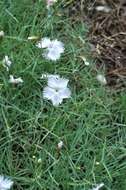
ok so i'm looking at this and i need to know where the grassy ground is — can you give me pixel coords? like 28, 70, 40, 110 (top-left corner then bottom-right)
0, 0, 126, 190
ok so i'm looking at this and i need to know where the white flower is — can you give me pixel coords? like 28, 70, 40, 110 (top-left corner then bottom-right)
43, 76, 71, 106
43, 86, 71, 106
43, 48, 61, 61
36, 38, 64, 61
58, 141, 63, 149
9, 75, 23, 84
0, 31, 4, 37
96, 74, 107, 85
0, 175, 13, 190
91, 183, 104, 190
2, 56, 12, 71
46, 0, 57, 8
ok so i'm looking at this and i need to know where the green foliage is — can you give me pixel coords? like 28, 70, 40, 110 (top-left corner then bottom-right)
0, 0, 126, 189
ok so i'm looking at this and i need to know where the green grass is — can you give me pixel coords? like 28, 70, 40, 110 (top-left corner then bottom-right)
0, 0, 126, 190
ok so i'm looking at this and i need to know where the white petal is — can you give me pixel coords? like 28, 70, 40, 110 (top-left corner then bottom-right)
48, 77, 69, 89
46, 0, 57, 8
2, 56, 12, 71
50, 40, 64, 54
47, 74, 59, 79
51, 94, 63, 106
36, 37, 51, 48
43, 86, 63, 106
40, 74, 48, 79
91, 183, 104, 190
4, 56, 12, 67
79, 56, 89, 66
59, 88, 71, 99
96, 74, 107, 85
43, 48, 61, 61
9, 75, 23, 84
47, 0, 57, 6
0, 31, 4, 37
43, 86, 56, 100
0, 175, 13, 190
58, 141, 63, 149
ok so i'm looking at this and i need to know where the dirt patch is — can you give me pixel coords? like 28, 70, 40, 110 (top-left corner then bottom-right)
64, 0, 126, 87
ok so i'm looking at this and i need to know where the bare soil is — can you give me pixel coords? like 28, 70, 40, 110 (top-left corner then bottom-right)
65, 0, 126, 87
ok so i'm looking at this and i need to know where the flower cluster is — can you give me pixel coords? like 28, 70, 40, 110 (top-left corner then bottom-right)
2, 55, 23, 85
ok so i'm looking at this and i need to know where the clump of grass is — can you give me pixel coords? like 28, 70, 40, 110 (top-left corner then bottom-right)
0, 1, 126, 190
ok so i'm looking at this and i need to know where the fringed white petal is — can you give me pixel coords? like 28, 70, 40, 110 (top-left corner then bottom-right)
0, 175, 13, 190
48, 77, 69, 89
36, 37, 51, 48
59, 88, 71, 99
